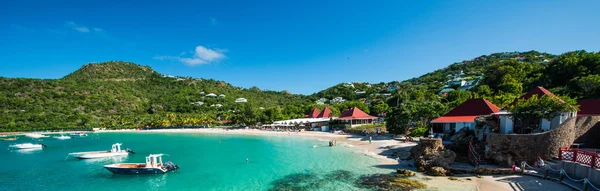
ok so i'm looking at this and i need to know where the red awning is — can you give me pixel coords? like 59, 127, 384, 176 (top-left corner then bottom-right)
430, 116, 478, 123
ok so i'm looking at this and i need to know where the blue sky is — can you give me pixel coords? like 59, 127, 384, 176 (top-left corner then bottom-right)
1, 0, 599, 94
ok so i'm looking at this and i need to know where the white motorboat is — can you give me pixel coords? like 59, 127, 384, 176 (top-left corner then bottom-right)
9, 143, 46, 149
69, 133, 88, 137
69, 143, 134, 159
24, 133, 49, 139
54, 135, 72, 140
104, 154, 179, 174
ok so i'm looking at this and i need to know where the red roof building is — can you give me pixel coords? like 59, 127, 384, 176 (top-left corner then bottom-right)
316, 106, 332, 118
431, 98, 500, 133
335, 107, 377, 126
432, 98, 501, 123
308, 108, 321, 118
338, 107, 377, 119
577, 99, 600, 117
507, 86, 564, 107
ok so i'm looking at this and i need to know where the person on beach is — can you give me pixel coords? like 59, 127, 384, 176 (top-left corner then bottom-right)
512, 162, 521, 171
536, 157, 545, 167
369, 136, 372, 144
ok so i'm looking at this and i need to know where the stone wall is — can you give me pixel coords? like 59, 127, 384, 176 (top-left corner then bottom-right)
485, 116, 577, 166
574, 116, 600, 148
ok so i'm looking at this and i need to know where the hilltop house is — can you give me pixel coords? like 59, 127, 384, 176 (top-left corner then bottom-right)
335, 107, 377, 127
330, 97, 346, 104
235, 98, 248, 103
493, 86, 576, 134
577, 99, 600, 117
205, 93, 217, 98
431, 98, 501, 134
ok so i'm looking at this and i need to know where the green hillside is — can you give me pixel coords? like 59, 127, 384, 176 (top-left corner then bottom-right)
2, 50, 599, 132
0, 61, 312, 131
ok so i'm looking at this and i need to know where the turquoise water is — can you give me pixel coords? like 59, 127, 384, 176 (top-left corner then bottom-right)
0, 132, 392, 190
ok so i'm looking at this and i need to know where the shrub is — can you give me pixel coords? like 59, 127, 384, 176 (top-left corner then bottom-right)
409, 127, 427, 137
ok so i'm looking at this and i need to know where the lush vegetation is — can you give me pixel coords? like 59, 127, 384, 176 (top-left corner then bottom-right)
2, 50, 599, 133
382, 50, 600, 135
0, 62, 313, 131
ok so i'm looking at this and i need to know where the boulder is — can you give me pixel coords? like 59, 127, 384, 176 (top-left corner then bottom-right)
427, 166, 447, 176
396, 169, 416, 177
411, 138, 456, 172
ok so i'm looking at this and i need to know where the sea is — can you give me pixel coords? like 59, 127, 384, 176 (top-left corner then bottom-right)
0, 132, 394, 191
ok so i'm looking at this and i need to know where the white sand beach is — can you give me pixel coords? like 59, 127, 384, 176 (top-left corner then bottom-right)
8, 128, 574, 191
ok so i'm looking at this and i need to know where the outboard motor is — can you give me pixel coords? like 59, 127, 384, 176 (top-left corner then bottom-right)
41, 144, 47, 148
163, 161, 180, 171
125, 148, 135, 154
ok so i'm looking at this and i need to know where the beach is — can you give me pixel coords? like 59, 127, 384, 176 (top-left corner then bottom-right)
3, 128, 573, 191
98, 128, 573, 191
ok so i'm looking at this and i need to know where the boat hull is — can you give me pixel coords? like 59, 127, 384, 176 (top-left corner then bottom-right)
104, 164, 169, 174
9, 145, 43, 149
70, 151, 128, 159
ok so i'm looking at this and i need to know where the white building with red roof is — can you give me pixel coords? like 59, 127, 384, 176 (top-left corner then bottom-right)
431, 98, 501, 134
494, 86, 576, 134
335, 107, 377, 127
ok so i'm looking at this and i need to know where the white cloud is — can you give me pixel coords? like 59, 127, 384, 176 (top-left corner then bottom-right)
65, 21, 89, 32
64, 22, 105, 34
210, 17, 218, 25
92, 28, 105, 33
154, 46, 226, 66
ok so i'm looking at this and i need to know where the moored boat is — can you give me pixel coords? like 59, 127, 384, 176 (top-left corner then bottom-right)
70, 133, 88, 137
104, 154, 179, 174
9, 143, 46, 149
54, 135, 72, 140
69, 143, 134, 159
2, 137, 17, 141
24, 133, 49, 139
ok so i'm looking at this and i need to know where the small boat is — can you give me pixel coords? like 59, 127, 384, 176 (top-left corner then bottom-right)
69, 133, 88, 137
0, 135, 7, 138
54, 135, 72, 140
69, 143, 134, 159
9, 143, 46, 149
24, 133, 49, 139
104, 154, 179, 174
2, 137, 17, 141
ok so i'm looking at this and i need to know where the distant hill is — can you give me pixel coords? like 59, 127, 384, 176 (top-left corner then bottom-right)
2, 50, 599, 131
0, 61, 311, 131
63, 61, 157, 81
313, 50, 599, 107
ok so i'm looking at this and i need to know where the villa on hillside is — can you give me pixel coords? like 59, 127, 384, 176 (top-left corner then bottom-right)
334, 107, 377, 127
431, 98, 501, 134
493, 86, 576, 134
432, 87, 578, 135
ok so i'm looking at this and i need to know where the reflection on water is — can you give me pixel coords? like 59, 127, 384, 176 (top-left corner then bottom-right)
11, 148, 43, 154
80, 156, 128, 164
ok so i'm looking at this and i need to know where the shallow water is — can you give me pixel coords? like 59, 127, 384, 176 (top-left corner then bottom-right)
0, 132, 393, 190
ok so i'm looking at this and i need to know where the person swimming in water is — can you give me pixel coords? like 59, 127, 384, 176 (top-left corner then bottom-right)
246, 158, 249, 163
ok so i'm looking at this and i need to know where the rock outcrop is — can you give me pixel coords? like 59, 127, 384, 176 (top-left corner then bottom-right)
410, 138, 456, 176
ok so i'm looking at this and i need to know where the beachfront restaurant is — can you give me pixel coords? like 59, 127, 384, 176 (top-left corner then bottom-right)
264, 118, 331, 131
334, 107, 377, 127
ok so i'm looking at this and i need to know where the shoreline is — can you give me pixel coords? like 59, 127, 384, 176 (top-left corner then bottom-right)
3, 128, 573, 191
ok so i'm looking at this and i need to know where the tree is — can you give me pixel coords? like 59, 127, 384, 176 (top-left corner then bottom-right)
507, 95, 578, 130
572, 74, 600, 99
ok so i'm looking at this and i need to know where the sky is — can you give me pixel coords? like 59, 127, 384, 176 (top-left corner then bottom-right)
1, 0, 599, 94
